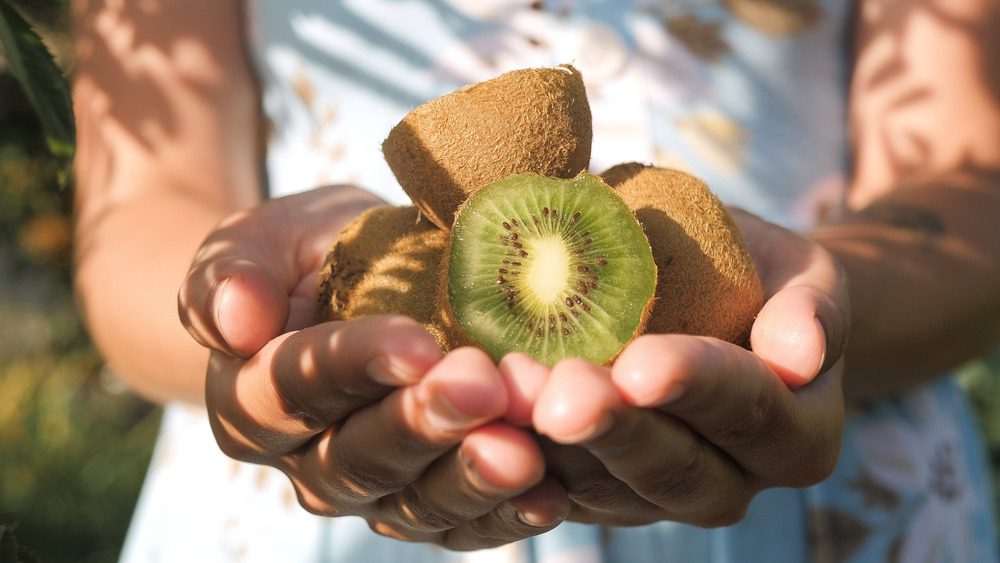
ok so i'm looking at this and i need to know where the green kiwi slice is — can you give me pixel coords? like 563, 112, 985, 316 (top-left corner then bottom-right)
447, 173, 657, 366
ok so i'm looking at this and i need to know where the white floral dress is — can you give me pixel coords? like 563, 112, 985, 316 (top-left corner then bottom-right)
119, 1, 999, 561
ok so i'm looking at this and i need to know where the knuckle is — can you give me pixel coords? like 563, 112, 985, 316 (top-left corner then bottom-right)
324, 467, 405, 502
567, 475, 639, 513
664, 477, 755, 528
208, 418, 268, 464
284, 467, 356, 518
389, 487, 466, 533
638, 437, 707, 503
693, 497, 752, 528
294, 488, 342, 518
783, 443, 840, 488
640, 442, 754, 528
213, 435, 253, 461
368, 520, 435, 544
712, 386, 780, 450
447, 518, 526, 552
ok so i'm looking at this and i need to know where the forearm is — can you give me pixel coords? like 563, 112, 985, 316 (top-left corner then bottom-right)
71, 0, 263, 405
812, 171, 1000, 402
74, 190, 245, 405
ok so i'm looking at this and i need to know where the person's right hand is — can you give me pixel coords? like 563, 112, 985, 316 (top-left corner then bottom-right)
177, 185, 570, 550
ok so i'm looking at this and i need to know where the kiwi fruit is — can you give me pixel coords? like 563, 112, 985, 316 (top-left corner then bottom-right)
601, 162, 764, 345
318, 67, 762, 366
441, 172, 657, 366
382, 64, 592, 231
316, 205, 451, 348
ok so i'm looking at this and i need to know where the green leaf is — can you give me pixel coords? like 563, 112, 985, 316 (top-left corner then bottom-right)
0, 525, 40, 563
0, 0, 75, 186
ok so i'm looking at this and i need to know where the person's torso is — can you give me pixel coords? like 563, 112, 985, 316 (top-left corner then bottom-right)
248, 0, 853, 231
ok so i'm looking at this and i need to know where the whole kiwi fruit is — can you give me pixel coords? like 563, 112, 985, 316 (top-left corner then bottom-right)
601, 162, 764, 345
316, 205, 451, 348
382, 64, 592, 231
439, 172, 657, 366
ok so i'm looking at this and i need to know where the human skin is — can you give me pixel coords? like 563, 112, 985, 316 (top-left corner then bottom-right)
72, 0, 1000, 551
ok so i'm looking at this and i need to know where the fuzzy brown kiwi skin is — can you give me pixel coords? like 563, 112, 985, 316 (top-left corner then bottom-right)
601, 162, 764, 346
433, 243, 478, 354
316, 205, 452, 350
382, 64, 593, 231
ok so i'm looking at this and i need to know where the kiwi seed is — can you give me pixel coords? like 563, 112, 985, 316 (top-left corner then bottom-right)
601, 162, 764, 345
382, 65, 592, 230
441, 172, 657, 366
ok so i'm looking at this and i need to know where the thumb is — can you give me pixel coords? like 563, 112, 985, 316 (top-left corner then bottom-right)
177, 186, 384, 358
179, 252, 290, 359
176, 197, 297, 359
750, 284, 848, 388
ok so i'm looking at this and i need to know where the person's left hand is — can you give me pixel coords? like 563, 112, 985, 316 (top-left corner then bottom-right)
178, 185, 572, 550
517, 210, 849, 527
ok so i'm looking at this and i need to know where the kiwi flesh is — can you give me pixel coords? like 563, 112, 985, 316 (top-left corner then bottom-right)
382, 65, 592, 231
601, 163, 764, 345
442, 172, 657, 366
316, 205, 451, 348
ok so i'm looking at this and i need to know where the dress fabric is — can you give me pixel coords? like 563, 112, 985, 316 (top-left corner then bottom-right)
119, 1, 999, 561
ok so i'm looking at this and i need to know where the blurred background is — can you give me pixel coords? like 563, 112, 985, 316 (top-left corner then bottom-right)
1, 1, 999, 562
1, 1, 160, 562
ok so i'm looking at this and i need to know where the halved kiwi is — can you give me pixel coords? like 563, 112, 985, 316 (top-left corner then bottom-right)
443, 173, 657, 366
382, 64, 592, 231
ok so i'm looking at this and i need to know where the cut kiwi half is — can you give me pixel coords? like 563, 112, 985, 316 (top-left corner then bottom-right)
382, 64, 592, 231
444, 173, 657, 366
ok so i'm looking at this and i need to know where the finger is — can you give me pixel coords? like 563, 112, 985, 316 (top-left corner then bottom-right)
751, 282, 849, 387
178, 186, 383, 357
750, 285, 828, 387
498, 352, 550, 426
612, 335, 843, 488
376, 423, 547, 537
205, 315, 442, 462
537, 438, 661, 526
292, 347, 509, 510
440, 475, 570, 551
732, 209, 850, 384
535, 359, 751, 527
179, 254, 290, 357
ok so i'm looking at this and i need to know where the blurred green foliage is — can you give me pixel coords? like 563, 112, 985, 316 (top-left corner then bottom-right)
959, 346, 1000, 518
1, 2, 161, 562
0, 0, 75, 180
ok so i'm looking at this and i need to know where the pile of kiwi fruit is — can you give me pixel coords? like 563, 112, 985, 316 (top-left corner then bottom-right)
317, 65, 764, 367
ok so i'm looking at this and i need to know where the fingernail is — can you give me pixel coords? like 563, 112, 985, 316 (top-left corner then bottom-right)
517, 509, 561, 528
460, 448, 505, 496
814, 316, 828, 375
212, 277, 235, 352
425, 389, 475, 432
366, 356, 419, 387
511, 480, 569, 528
